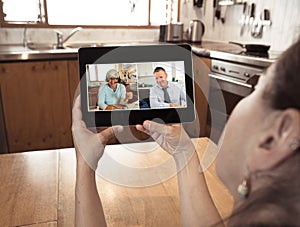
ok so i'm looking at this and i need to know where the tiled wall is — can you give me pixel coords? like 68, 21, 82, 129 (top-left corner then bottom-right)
181, 0, 300, 51
0, 0, 299, 52
0, 27, 159, 45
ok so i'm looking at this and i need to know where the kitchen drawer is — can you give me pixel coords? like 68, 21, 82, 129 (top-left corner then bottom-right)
0, 60, 75, 152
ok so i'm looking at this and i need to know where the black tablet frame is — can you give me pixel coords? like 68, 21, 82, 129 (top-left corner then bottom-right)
78, 44, 195, 127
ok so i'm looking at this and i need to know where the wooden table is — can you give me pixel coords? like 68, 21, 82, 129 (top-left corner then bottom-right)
0, 138, 233, 227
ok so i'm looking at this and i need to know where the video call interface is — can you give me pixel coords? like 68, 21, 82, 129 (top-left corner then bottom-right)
86, 61, 187, 112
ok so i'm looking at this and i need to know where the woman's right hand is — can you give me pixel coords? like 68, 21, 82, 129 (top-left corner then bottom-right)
72, 96, 123, 170
136, 120, 195, 156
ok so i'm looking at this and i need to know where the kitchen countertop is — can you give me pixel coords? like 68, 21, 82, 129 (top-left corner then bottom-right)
0, 41, 281, 68
0, 44, 79, 62
0, 137, 233, 226
191, 40, 281, 68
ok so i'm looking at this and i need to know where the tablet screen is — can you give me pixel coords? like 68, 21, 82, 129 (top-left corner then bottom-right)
78, 44, 195, 127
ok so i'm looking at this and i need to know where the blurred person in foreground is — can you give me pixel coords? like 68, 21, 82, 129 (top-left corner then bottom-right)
72, 39, 300, 226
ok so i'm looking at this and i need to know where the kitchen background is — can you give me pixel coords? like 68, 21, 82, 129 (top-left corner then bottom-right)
1, 0, 300, 52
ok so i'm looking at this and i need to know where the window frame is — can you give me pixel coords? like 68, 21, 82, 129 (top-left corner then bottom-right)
0, 0, 181, 29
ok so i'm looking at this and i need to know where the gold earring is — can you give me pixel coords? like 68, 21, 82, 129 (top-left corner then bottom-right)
237, 179, 249, 199
289, 138, 300, 150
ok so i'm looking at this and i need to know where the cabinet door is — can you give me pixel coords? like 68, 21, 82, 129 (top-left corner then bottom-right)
0, 61, 73, 152
183, 56, 211, 137
67, 60, 80, 107
198, 56, 211, 69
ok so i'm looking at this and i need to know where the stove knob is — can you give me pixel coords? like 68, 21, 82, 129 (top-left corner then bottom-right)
220, 67, 226, 72
244, 72, 250, 77
213, 65, 219, 70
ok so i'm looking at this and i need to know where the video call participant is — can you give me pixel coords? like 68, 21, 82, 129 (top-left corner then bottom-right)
149, 67, 186, 108
97, 69, 133, 110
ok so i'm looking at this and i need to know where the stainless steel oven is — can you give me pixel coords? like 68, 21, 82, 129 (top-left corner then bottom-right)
207, 58, 265, 142
209, 59, 263, 97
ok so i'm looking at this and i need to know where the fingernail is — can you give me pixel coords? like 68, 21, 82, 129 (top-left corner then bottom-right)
114, 126, 124, 133
118, 126, 124, 133
144, 121, 150, 129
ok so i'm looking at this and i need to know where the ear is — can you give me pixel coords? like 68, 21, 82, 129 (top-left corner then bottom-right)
257, 109, 300, 170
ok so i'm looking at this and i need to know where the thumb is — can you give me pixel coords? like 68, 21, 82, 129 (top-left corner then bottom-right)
143, 120, 167, 135
98, 125, 123, 145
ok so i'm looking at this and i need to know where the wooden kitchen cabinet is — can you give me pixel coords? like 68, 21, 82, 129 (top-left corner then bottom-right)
198, 56, 211, 68
181, 56, 210, 138
197, 56, 212, 137
0, 60, 74, 152
67, 60, 80, 106
185, 56, 210, 137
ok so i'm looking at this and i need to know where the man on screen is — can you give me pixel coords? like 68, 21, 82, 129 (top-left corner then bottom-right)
149, 67, 186, 108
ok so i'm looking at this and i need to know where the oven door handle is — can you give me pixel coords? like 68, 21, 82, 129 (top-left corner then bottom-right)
209, 73, 252, 88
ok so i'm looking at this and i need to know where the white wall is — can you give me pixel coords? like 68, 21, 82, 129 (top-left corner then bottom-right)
181, 0, 300, 51
1, 0, 300, 52
0, 27, 159, 45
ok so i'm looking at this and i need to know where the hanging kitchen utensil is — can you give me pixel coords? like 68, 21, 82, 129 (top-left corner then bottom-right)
213, 0, 217, 27
264, 9, 270, 20
229, 41, 271, 53
240, 2, 247, 36
245, 3, 251, 32
215, 0, 221, 20
194, 0, 203, 8
218, 0, 234, 5
203, 0, 207, 15
251, 4, 262, 38
249, 2, 255, 24
220, 5, 227, 23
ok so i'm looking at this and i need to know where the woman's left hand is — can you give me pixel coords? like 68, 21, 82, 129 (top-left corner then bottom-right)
136, 120, 195, 156
72, 96, 123, 170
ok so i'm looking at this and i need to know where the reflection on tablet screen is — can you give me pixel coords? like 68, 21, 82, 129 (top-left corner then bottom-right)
86, 61, 187, 112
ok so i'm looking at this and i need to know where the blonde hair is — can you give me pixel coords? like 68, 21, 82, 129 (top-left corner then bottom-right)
106, 69, 119, 82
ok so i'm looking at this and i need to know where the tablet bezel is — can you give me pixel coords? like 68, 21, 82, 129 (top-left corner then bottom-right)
78, 44, 195, 127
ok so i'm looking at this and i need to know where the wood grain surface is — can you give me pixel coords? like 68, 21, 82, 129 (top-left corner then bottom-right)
0, 138, 233, 227
0, 61, 73, 152
0, 150, 58, 226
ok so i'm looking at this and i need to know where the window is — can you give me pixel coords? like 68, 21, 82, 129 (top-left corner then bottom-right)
1, 0, 179, 27
1, 0, 45, 23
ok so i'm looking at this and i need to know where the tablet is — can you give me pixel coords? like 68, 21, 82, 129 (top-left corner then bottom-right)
78, 44, 195, 127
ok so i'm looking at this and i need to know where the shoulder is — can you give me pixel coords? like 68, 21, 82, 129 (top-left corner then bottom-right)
150, 84, 160, 91
118, 83, 126, 90
170, 82, 181, 89
99, 84, 108, 91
